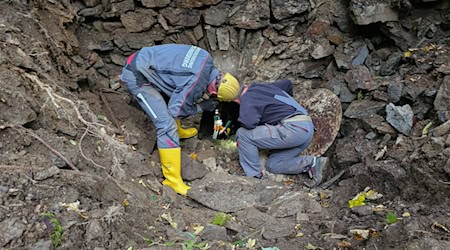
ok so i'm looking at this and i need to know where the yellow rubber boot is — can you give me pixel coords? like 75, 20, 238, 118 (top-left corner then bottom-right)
159, 147, 191, 196
176, 119, 198, 139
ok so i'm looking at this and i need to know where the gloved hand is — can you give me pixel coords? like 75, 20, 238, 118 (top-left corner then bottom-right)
197, 99, 218, 112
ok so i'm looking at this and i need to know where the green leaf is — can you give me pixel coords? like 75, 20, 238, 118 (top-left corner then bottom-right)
386, 212, 398, 225
126, 247, 133, 250
233, 240, 245, 247
164, 241, 176, 246
193, 242, 207, 248
422, 122, 433, 136
211, 212, 230, 226
143, 237, 153, 245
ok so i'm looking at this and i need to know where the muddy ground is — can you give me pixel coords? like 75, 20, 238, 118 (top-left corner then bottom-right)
1, 0, 450, 249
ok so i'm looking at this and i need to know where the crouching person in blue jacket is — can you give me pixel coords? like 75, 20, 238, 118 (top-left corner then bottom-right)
120, 44, 240, 195
234, 79, 329, 187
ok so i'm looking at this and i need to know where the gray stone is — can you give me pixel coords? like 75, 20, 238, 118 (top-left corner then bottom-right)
32, 239, 52, 250
381, 52, 402, 76
181, 152, 208, 181
160, 8, 201, 27
102, 0, 134, 19
188, 173, 288, 212
174, 0, 221, 8
381, 22, 416, 51
141, 0, 170, 8
434, 76, 450, 117
296, 213, 309, 222
403, 238, 450, 249
350, 1, 399, 25
386, 103, 413, 135
162, 185, 179, 208
351, 205, 372, 216
344, 100, 386, 119
236, 207, 295, 239
120, 9, 157, 33
206, 27, 218, 51
199, 224, 228, 241
81, 0, 100, 7
193, 25, 204, 40
271, 0, 309, 20
217, 27, 230, 51
366, 132, 377, 140
34, 166, 61, 181
86, 220, 103, 241
334, 40, 369, 70
345, 65, 378, 92
267, 192, 309, 218
102, 22, 123, 32
444, 158, 450, 176
310, 39, 335, 59
0, 218, 26, 246
110, 54, 125, 66
204, 4, 230, 26
370, 161, 407, 181
352, 44, 369, 66
157, 14, 169, 31
388, 82, 403, 103
431, 120, 450, 137
229, 0, 270, 29
78, 5, 103, 17
113, 28, 164, 50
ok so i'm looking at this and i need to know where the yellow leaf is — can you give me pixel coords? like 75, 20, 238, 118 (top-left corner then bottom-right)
365, 189, 383, 200
404, 51, 412, 58
246, 238, 256, 249
190, 153, 197, 160
122, 199, 129, 207
193, 225, 204, 235
402, 212, 411, 217
348, 193, 365, 208
296, 232, 304, 237
138, 179, 147, 187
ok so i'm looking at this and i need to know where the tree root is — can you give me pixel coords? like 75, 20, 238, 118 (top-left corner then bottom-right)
16, 126, 80, 172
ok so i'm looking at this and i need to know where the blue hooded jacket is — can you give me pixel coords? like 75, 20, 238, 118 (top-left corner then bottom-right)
120, 44, 219, 118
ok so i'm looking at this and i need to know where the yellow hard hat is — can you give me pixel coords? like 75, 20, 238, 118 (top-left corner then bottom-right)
217, 73, 240, 102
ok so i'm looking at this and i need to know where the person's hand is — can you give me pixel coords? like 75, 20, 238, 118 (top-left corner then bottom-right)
197, 99, 218, 112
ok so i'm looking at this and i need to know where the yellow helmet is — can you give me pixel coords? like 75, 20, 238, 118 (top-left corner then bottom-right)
217, 73, 240, 102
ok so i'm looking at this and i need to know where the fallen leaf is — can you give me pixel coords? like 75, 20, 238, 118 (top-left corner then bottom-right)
193, 225, 204, 235
348, 193, 365, 208
431, 222, 450, 234
138, 179, 147, 187
404, 51, 412, 58
337, 240, 351, 248
364, 189, 383, 200
372, 205, 386, 212
422, 122, 433, 137
69, 139, 77, 145
350, 229, 370, 240
402, 212, 411, 217
386, 212, 398, 225
161, 213, 177, 229
246, 238, 256, 249
305, 243, 324, 250
122, 199, 129, 207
